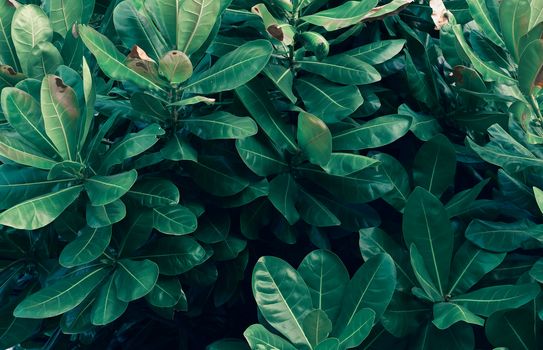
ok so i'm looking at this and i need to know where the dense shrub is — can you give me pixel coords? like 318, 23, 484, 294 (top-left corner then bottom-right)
0, 0, 542, 349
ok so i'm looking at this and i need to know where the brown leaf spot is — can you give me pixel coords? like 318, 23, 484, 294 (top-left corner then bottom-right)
267, 25, 284, 41
72, 23, 79, 38
535, 67, 543, 89
128, 45, 154, 62
452, 66, 465, 84
1, 65, 17, 75
54, 77, 67, 92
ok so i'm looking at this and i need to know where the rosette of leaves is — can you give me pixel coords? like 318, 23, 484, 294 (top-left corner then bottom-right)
242, 249, 396, 350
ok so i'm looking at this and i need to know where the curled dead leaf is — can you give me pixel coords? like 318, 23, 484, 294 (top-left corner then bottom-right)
267, 25, 284, 41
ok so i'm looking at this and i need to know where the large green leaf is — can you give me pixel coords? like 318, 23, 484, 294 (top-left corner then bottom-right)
269, 173, 300, 225
263, 64, 297, 103
297, 112, 332, 166
465, 0, 504, 48
302, 309, 332, 347
27, 42, 63, 80
84, 170, 137, 206
11, 5, 53, 74
236, 81, 298, 153
78, 25, 167, 93
0, 185, 83, 229
345, 39, 406, 65
359, 227, 416, 292
41, 75, 80, 161
126, 179, 180, 208
184, 111, 258, 140
295, 77, 363, 123
143, 0, 179, 46
447, 242, 505, 296
465, 219, 543, 252
518, 39, 543, 96
59, 226, 112, 268
252, 256, 313, 348
403, 187, 453, 297
45, 0, 83, 36
1, 87, 57, 155
298, 55, 380, 85
184, 155, 250, 196
236, 136, 289, 176
145, 277, 183, 308
298, 250, 349, 323
338, 308, 375, 349
451, 283, 540, 316
499, 0, 530, 60
410, 244, 443, 302
321, 153, 378, 176
300, 0, 378, 31
152, 205, 198, 235
184, 40, 272, 94
0, 130, 57, 169
445, 178, 489, 218
485, 307, 541, 349
13, 266, 109, 318
381, 291, 429, 337
176, 0, 220, 54
332, 115, 411, 151
412, 134, 456, 197
298, 188, 340, 227
432, 302, 484, 330
86, 200, 126, 228
135, 236, 206, 275
114, 259, 159, 302
113, 1, 168, 60
372, 153, 410, 212
0, 1, 19, 70
244, 324, 297, 350
91, 275, 128, 325
334, 254, 396, 335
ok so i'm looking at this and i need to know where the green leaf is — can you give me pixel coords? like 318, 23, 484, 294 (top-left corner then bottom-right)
114, 259, 159, 302
535, 186, 543, 214
84, 170, 137, 206
301, 0, 378, 31
235, 81, 298, 153
59, 226, 112, 268
445, 179, 489, 218
297, 112, 332, 166
176, 0, 220, 54
359, 227, 416, 292
145, 277, 183, 308
78, 25, 167, 93
269, 173, 300, 225
486, 307, 541, 350
184, 40, 272, 94
412, 134, 456, 197
153, 205, 198, 235
41, 75, 80, 161
1, 87, 57, 155
403, 187, 453, 297
345, 39, 406, 65
11, 5, 53, 74
302, 309, 332, 347
113, 1, 168, 60
518, 39, 543, 96
529, 0, 543, 29
404, 50, 436, 109
184, 155, 250, 196
136, 236, 206, 275
252, 256, 313, 348
372, 153, 410, 212
244, 324, 297, 350
116, 209, 154, 256
381, 291, 429, 337
185, 111, 257, 140
160, 132, 197, 161
99, 124, 165, 173
529, 258, 543, 282
0, 185, 82, 229
27, 42, 63, 80
432, 303, 484, 330
263, 64, 297, 103
332, 115, 411, 151
236, 136, 289, 176
13, 266, 109, 318
299, 55, 380, 85
295, 77, 363, 123
86, 200, 126, 228
59, 295, 95, 334
334, 254, 396, 335
451, 283, 540, 316
451, 25, 515, 84
194, 212, 229, 244
398, 104, 442, 142
126, 179, 180, 207
91, 275, 128, 326
143, 0, 179, 47
447, 242, 505, 296
409, 244, 443, 302
0, 130, 57, 169
46, 0, 83, 37
315, 338, 339, 350
465, 0, 505, 48
321, 153, 379, 176
499, 0, 530, 60
0, 1, 19, 70
338, 308, 375, 349
465, 219, 543, 252
297, 250, 349, 323
159, 50, 193, 84
298, 188, 340, 227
